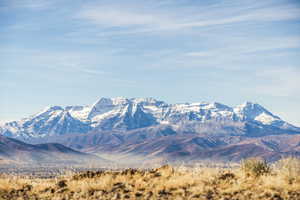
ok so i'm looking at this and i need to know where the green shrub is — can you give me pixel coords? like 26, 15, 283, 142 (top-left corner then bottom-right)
241, 158, 271, 177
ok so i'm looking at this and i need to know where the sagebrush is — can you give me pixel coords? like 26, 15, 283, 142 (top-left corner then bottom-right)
0, 158, 300, 200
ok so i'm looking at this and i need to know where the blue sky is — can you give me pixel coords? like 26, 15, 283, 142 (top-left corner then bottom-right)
0, 0, 300, 126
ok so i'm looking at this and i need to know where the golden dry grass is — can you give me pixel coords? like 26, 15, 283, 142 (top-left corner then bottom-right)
0, 158, 300, 200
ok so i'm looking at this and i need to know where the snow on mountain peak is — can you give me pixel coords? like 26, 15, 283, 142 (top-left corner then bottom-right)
131, 97, 165, 106
35, 105, 63, 116
204, 102, 233, 111
111, 97, 130, 105
234, 102, 281, 125
0, 97, 299, 138
88, 98, 114, 119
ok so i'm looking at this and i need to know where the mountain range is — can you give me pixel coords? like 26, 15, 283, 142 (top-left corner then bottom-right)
0, 135, 105, 165
1, 97, 300, 163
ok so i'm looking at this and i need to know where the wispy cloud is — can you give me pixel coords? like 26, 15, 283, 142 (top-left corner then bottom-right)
0, 47, 106, 76
174, 5, 300, 29
139, 36, 300, 72
185, 37, 300, 58
49, 62, 106, 76
77, 68, 105, 75
184, 51, 213, 57
76, 1, 300, 34
78, 7, 166, 27
4, 0, 52, 10
0, 46, 139, 88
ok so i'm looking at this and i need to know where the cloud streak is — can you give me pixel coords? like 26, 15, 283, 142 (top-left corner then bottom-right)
3, 0, 53, 10
76, 1, 300, 34
185, 37, 300, 58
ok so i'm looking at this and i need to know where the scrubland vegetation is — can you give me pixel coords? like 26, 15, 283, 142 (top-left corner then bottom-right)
0, 157, 300, 200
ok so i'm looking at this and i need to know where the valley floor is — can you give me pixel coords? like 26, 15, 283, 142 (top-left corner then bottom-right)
0, 158, 300, 200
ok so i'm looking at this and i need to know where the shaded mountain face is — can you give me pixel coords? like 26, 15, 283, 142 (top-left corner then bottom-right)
1, 97, 299, 139
0, 135, 104, 165
96, 133, 300, 163
27, 126, 300, 163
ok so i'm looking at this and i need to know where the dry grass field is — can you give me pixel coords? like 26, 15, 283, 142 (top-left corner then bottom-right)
0, 158, 300, 200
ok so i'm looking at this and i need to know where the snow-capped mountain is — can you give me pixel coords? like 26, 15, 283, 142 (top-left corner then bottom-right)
0, 97, 299, 139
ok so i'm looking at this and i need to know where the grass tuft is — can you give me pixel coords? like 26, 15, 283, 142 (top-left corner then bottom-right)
275, 157, 300, 184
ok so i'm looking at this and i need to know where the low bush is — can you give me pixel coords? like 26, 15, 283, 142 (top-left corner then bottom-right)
241, 158, 271, 177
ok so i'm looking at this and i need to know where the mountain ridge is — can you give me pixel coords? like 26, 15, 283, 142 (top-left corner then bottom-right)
0, 135, 106, 165
1, 97, 299, 139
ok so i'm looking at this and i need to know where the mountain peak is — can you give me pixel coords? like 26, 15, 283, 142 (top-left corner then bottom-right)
111, 97, 130, 105
1, 97, 299, 138
29, 106, 64, 121
93, 97, 114, 107
207, 102, 232, 110
92, 97, 165, 107
234, 102, 281, 125
235, 101, 265, 111
239, 101, 260, 107
41, 105, 64, 113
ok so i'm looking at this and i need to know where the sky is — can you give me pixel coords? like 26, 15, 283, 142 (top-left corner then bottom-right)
0, 0, 300, 126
